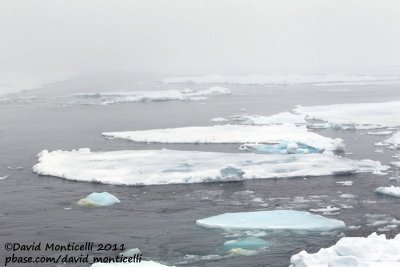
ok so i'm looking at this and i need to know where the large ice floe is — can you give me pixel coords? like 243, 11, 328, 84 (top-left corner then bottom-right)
32, 149, 387, 186
196, 210, 346, 231
294, 101, 400, 129
290, 232, 400, 267
91, 261, 173, 267
103, 124, 344, 152
163, 74, 400, 86
375, 186, 400, 198
73, 87, 231, 105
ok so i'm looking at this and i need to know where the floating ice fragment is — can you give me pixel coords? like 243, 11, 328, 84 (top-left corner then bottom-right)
196, 210, 346, 231
103, 124, 344, 152
336, 181, 353, 186
223, 237, 268, 251
290, 232, 400, 267
239, 142, 322, 154
211, 117, 228, 122
7, 166, 23, 170
0, 175, 10, 180
384, 132, 400, 148
237, 112, 307, 125
77, 192, 120, 207
33, 149, 388, 186
375, 186, 400, 198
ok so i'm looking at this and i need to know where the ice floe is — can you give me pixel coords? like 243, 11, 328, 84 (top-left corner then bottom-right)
223, 237, 268, 251
103, 124, 344, 152
163, 73, 400, 86
290, 232, 400, 267
235, 112, 307, 125
367, 131, 393, 136
33, 149, 388, 186
294, 101, 400, 129
309, 206, 340, 216
336, 180, 353, 186
0, 175, 10, 180
91, 261, 173, 267
210, 117, 229, 122
239, 142, 322, 154
77, 192, 120, 207
384, 132, 400, 148
375, 186, 400, 198
196, 210, 346, 231
74, 87, 231, 105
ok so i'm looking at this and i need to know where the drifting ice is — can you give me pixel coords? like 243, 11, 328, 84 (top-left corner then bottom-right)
223, 237, 268, 251
32, 149, 387, 186
196, 210, 346, 231
290, 233, 400, 267
375, 186, 400, 198
236, 112, 307, 125
103, 124, 344, 152
239, 142, 321, 154
77, 192, 120, 207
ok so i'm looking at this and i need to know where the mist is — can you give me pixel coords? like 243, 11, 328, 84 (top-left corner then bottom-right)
1, 0, 400, 91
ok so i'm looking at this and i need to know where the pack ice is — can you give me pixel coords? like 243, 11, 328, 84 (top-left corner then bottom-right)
103, 124, 344, 152
32, 149, 386, 186
74, 87, 231, 105
294, 101, 400, 129
290, 233, 400, 267
196, 210, 346, 231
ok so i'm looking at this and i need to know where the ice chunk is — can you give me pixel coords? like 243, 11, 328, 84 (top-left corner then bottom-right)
74, 87, 231, 105
375, 186, 400, 198
103, 124, 344, 152
196, 210, 346, 231
237, 112, 307, 125
77, 192, 120, 207
239, 142, 322, 154
33, 149, 388, 186
91, 261, 173, 267
384, 132, 400, 147
294, 101, 400, 129
336, 181, 353, 186
211, 117, 229, 122
163, 74, 400, 85
0, 175, 10, 180
290, 233, 400, 267
223, 237, 268, 251
120, 248, 141, 257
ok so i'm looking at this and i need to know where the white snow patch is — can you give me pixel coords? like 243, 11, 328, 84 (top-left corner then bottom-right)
32, 149, 387, 186
211, 117, 229, 122
196, 210, 346, 231
103, 124, 344, 152
375, 186, 400, 198
294, 101, 400, 129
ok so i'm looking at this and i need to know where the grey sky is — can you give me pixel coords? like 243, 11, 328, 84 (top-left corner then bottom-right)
1, 0, 400, 79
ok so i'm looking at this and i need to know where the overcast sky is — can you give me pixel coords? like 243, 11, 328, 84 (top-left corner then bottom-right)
1, 0, 400, 80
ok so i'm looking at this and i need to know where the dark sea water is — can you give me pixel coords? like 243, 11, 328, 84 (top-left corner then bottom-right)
1, 74, 400, 267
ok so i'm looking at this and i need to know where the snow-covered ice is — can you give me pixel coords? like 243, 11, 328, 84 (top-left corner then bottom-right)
236, 112, 307, 125
210, 117, 229, 122
74, 87, 231, 105
163, 74, 400, 86
77, 192, 120, 207
294, 101, 400, 129
290, 233, 400, 267
239, 142, 321, 154
384, 132, 400, 147
375, 186, 400, 198
197, 210, 346, 231
103, 124, 344, 152
33, 149, 387, 186
223, 237, 268, 251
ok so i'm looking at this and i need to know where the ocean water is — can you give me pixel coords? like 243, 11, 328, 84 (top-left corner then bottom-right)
1, 74, 400, 266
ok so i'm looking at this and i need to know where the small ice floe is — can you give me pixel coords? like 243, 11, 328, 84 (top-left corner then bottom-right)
196, 210, 346, 232
120, 248, 141, 257
383, 132, 400, 147
294, 101, 400, 129
91, 261, 173, 267
336, 180, 353, 186
7, 166, 24, 170
339, 193, 356, 199
103, 124, 345, 152
77, 192, 120, 207
391, 162, 400, 168
0, 175, 10, 180
367, 131, 393, 136
290, 232, 400, 267
223, 237, 268, 251
210, 117, 229, 122
375, 186, 400, 198
235, 112, 307, 125
33, 149, 388, 186
74, 87, 231, 105
309, 206, 340, 216
239, 142, 321, 154
378, 224, 399, 232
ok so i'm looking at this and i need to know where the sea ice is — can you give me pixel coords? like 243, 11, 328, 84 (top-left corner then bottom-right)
290, 233, 400, 267
336, 181, 353, 186
33, 149, 388, 186
223, 237, 268, 251
239, 142, 321, 154
294, 101, 400, 129
74, 87, 231, 105
384, 132, 400, 147
375, 186, 400, 198
210, 117, 229, 122
196, 210, 346, 231
236, 112, 307, 125
103, 124, 344, 152
77, 192, 120, 207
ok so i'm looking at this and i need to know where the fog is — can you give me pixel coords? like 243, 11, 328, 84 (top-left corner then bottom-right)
1, 0, 400, 92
